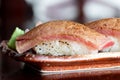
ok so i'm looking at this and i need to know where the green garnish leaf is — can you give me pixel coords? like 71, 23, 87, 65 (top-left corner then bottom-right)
8, 27, 24, 49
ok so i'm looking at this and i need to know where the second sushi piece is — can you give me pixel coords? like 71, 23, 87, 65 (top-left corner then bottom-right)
86, 18, 120, 52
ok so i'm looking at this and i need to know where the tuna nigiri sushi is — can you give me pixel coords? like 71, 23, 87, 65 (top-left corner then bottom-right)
16, 20, 114, 56
86, 18, 120, 52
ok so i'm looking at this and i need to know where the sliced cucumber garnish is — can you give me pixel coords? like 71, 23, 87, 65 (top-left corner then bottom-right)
8, 27, 24, 49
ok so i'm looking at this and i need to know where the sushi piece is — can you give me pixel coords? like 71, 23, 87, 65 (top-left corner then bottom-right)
16, 20, 114, 56
86, 18, 120, 52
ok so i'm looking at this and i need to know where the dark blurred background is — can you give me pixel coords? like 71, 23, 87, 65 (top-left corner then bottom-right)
0, 0, 120, 79
1, 0, 120, 40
